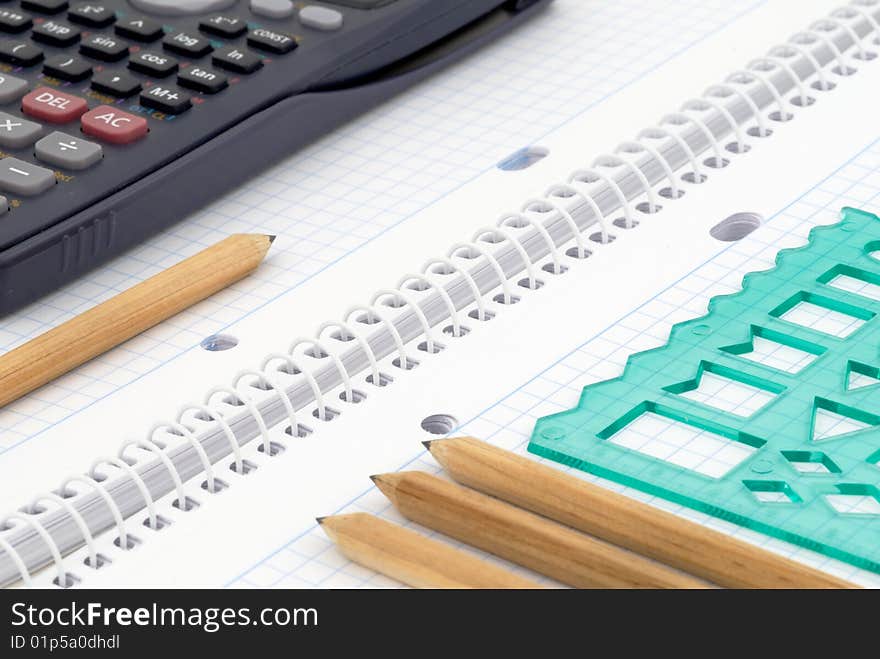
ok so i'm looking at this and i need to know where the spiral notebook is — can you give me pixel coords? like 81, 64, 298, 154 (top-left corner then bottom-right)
5, 0, 880, 588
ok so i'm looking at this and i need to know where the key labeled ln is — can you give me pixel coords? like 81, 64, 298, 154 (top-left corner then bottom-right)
36, 131, 102, 170
212, 46, 262, 74
0, 157, 56, 196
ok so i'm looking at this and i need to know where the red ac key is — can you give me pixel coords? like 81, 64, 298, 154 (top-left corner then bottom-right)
22, 87, 88, 123
81, 105, 148, 144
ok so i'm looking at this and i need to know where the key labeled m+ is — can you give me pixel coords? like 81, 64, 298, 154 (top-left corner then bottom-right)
140, 85, 191, 114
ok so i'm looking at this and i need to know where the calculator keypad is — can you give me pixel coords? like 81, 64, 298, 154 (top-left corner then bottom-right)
0, 0, 364, 211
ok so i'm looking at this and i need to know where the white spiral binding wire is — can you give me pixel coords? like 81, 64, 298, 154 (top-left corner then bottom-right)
4, 514, 68, 587
4, 1, 879, 588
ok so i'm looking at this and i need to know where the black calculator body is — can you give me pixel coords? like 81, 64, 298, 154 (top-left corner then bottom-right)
0, 0, 551, 314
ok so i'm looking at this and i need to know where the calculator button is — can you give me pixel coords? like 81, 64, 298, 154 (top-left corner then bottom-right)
43, 54, 92, 81
22, 87, 87, 123
0, 42, 43, 67
128, 0, 235, 16
247, 28, 297, 55
36, 131, 102, 170
212, 46, 261, 74
0, 9, 33, 33
21, 0, 68, 15
91, 69, 141, 97
68, 2, 115, 27
163, 32, 212, 58
250, 0, 293, 19
115, 16, 163, 41
199, 14, 246, 38
299, 5, 343, 31
0, 112, 41, 148
128, 50, 178, 77
0, 74, 28, 104
81, 105, 147, 143
140, 85, 190, 114
178, 65, 226, 93
0, 158, 55, 196
80, 33, 128, 61
32, 20, 80, 47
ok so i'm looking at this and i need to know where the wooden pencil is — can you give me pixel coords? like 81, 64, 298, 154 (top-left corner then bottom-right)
317, 513, 542, 589
424, 437, 855, 589
0, 233, 274, 409
372, 471, 710, 589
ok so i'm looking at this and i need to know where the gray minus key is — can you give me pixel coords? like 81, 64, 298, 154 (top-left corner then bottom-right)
0, 158, 56, 196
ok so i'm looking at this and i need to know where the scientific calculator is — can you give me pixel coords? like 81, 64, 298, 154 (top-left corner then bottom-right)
0, 0, 550, 314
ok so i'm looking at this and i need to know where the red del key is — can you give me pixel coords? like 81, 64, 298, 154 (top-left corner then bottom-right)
22, 87, 89, 123
81, 105, 148, 144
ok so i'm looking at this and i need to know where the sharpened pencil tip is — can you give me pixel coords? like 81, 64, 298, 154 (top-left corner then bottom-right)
422, 440, 433, 450
315, 516, 327, 525
268, 235, 277, 244
369, 474, 380, 484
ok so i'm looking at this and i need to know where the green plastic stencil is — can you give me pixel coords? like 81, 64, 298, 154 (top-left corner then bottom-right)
529, 207, 880, 572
